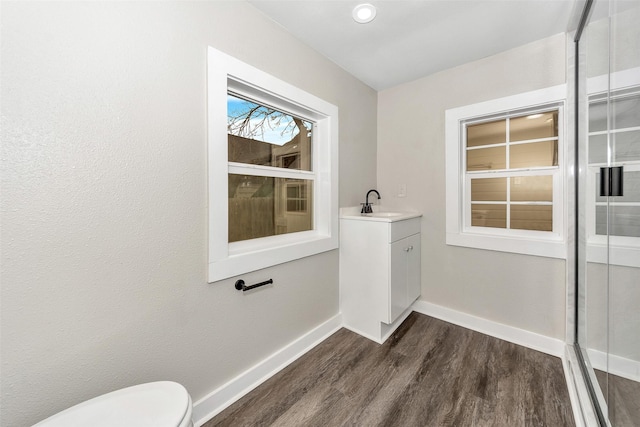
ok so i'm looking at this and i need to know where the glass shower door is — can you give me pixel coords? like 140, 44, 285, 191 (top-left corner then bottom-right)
604, 2, 640, 423
579, 0, 640, 425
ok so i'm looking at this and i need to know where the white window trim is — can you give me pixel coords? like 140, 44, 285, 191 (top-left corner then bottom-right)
585, 67, 640, 268
207, 47, 339, 283
445, 84, 568, 259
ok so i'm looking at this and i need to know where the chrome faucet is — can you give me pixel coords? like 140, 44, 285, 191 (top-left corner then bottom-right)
361, 189, 381, 213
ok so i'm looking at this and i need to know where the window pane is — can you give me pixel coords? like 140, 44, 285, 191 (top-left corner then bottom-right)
611, 94, 640, 130
471, 204, 506, 228
612, 130, 640, 163
619, 171, 640, 202
471, 178, 506, 201
467, 119, 506, 147
227, 93, 312, 171
510, 141, 558, 169
590, 94, 640, 133
228, 174, 313, 242
510, 176, 553, 202
511, 205, 552, 231
228, 175, 275, 242
588, 134, 607, 164
510, 111, 558, 142
589, 100, 607, 133
596, 205, 640, 237
467, 146, 506, 171
287, 185, 298, 198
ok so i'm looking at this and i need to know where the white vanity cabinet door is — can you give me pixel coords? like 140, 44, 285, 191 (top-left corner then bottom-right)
388, 233, 421, 323
389, 238, 409, 322
406, 233, 421, 307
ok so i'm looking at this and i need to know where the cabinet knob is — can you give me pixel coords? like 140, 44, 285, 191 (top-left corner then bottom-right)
404, 246, 413, 252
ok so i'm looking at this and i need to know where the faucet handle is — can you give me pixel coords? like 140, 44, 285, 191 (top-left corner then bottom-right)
361, 203, 373, 214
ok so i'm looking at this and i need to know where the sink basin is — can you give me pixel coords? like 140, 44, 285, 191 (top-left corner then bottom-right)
340, 208, 422, 223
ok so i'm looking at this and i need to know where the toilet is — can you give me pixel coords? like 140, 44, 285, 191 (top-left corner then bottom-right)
34, 381, 193, 427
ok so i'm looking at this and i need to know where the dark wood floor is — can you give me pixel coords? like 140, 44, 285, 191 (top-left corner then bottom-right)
596, 370, 640, 426
204, 313, 575, 426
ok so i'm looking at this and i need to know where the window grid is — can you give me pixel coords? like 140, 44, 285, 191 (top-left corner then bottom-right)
588, 88, 640, 239
285, 181, 310, 214
465, 109, 559, 233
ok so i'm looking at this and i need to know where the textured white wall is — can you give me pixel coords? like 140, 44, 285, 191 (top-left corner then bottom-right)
0, 2, 376, 426
377, 34, 568, 339
586, 4, 640, 78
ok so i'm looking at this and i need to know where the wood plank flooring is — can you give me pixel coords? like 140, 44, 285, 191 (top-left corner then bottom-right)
204, 313, 575, 426
596, 370, 640, 426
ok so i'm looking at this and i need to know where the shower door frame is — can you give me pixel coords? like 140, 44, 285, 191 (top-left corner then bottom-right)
571, 1, 610, 425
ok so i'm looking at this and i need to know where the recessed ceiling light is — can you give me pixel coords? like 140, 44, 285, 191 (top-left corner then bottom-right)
353, 3, 376, 24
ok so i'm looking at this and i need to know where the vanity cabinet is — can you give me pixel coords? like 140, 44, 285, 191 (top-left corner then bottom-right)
339, 214, 421, 343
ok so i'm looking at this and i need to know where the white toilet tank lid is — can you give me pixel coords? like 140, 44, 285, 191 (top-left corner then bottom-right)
34, 381, 191, 427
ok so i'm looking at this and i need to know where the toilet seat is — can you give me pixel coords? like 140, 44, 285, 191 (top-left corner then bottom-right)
34, 381, 193, 427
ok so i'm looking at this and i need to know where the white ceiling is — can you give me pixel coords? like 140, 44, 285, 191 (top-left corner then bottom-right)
248, 0, 579, 90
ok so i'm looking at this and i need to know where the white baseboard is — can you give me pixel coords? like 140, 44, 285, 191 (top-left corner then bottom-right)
563, 345, 601, 427
586, 348, 640, 382
341, 323, 381, 343
342, 306, 414, 345
412, 300, 565, 357
191, 314, 342, 427
379, 308, 414, 344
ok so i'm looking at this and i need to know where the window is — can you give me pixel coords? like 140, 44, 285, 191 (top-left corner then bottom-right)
466, 110, 558, 232
227, 93, 313, 242
285, 181, 309, 213
446, 85, 567, 258
208, 47, 338, 282
586, 68, 640, 268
